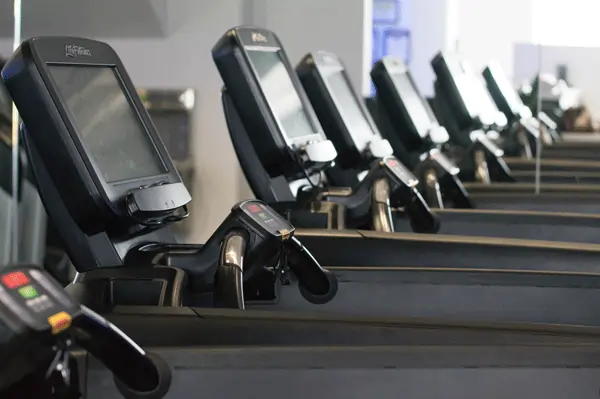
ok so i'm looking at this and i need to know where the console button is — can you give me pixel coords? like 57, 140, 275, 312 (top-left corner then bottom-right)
2, 272, 30, 289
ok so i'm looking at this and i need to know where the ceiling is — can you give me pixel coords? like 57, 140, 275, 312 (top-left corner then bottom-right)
0, 0, 169, 39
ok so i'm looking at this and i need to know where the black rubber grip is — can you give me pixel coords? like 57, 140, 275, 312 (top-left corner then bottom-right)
74, 306, 172, 397
286, 237, 338, 304
407, 190, 440, 234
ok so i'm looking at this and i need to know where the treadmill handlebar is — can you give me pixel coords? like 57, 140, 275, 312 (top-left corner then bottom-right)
202, 200, 338, 308
73, 306, 172, 398
323, 157, 440, 233
214, 230, 247, 309
285, 236, 338, 304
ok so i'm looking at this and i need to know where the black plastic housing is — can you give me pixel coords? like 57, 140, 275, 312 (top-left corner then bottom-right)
371, 57, 434, 152
296, 51, 381, 170
483, 64, 523, 123
1, 37, 188, 236
430, 51, 476, 130
0, 265, 82, 390
196, 200, 336, 302
212, 26, 328, 178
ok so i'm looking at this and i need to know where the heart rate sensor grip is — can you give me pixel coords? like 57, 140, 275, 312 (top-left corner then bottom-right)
0, 265, 172, 398
202, 200, 338, 308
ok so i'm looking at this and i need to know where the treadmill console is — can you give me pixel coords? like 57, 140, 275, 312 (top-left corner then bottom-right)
0, 266, 79, 340
212, 27, 337, 178
429, 149, 460, 176
432, 53, 508, 131
431, 52, 482, 129
297, 51, 391, 169
0, 265, 80, 389
0, 265, 172, 397
470, 130, 504, 157
483, 62, 526, 121
371, 57, 441, 149
1, 37, 191, 235
382, 156, 418, 188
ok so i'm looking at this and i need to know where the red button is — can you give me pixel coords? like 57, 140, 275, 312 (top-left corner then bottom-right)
2, 272, 30, 289
247, 204, 261, 213
387, 159, 398, 167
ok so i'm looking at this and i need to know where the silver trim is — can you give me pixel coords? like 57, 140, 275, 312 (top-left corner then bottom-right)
223, 234, 246, 272
372, 178, 394, 233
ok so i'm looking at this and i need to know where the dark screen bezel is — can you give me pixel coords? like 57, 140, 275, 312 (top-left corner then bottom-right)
28, 40, 179, 210
386, 67, 437, 138
486, 65, 524, 115
241, 45, 323, 147
440, 55, 482, 119
320, 64, 380, 153
46, 64, 168, 184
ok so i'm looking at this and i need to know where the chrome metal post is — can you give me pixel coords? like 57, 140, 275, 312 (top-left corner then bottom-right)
424, 168, 444, 209
310, 201, 346, 230
517, 128, 533, 159
474, 148, 491, 184
371, 178, 394, 233
214, 231, 246, 309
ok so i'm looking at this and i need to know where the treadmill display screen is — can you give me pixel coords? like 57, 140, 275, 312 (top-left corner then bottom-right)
247, 50, 316, 140
390, 73, 432, 137
48, 65, 166, 183
489, 65, 524, 113
326, 72, 375, 151
454, 74, 483, 117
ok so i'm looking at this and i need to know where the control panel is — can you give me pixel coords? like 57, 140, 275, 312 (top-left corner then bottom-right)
429, 150, 460, 176
470, 131, 504, 157
240, 201, 295, 240
382, 156, 419, 188
0, 268, 79, 336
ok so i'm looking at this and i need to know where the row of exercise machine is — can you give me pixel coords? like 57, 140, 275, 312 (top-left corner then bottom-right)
2, 27, 600, 397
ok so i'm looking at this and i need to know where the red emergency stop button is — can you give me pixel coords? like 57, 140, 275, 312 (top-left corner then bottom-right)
2, 272, 30, 289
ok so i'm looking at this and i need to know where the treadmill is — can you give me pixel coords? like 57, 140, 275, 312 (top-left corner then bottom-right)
2, 267, 600, 399
8, 40, 600, 398
432, 51, 600, 179
211, 26, 600, 324
295, 50, 600, 243
368, 55, 600, 212
7, 35, 600, 329
483, 61, 600, 160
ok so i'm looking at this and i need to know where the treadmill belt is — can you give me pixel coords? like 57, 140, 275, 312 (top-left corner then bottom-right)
85, 345, 600, 398
472, 195, 600, 213
264, 279, 600, 326
394, 218, 600, 243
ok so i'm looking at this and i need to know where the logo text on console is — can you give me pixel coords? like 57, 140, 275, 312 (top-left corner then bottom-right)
65, 45, 92, 58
